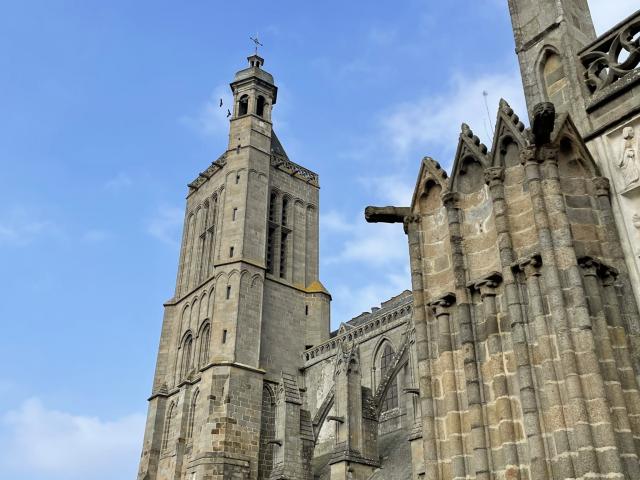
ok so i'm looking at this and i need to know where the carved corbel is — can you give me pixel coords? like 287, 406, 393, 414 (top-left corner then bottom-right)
515, 253, 543, 278
427, 292, 456, 317
592, 176, 611, 198
468, 271, 503, 297
484, 166, 505, 187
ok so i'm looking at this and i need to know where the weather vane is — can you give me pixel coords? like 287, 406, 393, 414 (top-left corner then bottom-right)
249, 34, 263, 55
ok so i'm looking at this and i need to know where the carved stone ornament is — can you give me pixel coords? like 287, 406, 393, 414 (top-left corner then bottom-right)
617, 126, 640, 193
633, 213, 640, 229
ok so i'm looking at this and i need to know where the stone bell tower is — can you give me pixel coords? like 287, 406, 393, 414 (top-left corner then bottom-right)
137, 54, 330, 480
507, 0, 596, 132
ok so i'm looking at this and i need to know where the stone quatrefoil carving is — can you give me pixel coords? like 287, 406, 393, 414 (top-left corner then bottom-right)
580, 15, 640, 95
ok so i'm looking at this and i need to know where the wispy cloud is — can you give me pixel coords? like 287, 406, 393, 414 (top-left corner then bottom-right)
0, 398, 145, 480
321, 210, 408, 267
380, 69, 527, 166
146, 205, 184, 247
0, 208, 57, 247
104, 172, 133, 191
180, 85, 233, 137
331, 267, 411, 324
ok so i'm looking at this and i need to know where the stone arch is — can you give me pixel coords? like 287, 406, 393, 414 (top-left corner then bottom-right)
312, 387, 335, 443
238, 94, 249, 116
162, 400, 176, 451
537, 46, 568, 106
498, 134, 521, 168
373, 339, 410, 418
258, 383, 277, 479
186, 389, 199, 441
197, 321, 211, 367
179, 331, 194, 380
456, 155, 485, 194
418, 179, 443, 214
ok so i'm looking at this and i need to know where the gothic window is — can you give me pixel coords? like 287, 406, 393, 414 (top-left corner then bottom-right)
180, 333, 194, 380
268, 191, 278, 222
380, 344, 399, 411
542, 52, 568, 106
198, 323, 210, 367
162, 402, 175, 451
281, 196, 289, 226
238, 95, 249, 116
256, 95, 266, 117
266, 226, 276, 274
206, 195, 218, 277
279, 230, 288, 278
187, 390, 199, 441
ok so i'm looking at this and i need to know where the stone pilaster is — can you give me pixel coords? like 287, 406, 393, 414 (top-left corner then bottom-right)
485, 165, 548, 479
428, 292, 469, 480
442, 192, 487, 480
329, 345, 379, 480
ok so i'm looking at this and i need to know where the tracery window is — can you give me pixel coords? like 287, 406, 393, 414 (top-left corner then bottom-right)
187, 390, 199, 441
180, 334, 194, 380
198, 324, 210, 367
380, 344, 399, 411
162, 402, 175, 451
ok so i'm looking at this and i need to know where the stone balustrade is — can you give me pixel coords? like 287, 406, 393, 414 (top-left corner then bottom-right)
302, 299, 412, 366
579, 10, 640, 109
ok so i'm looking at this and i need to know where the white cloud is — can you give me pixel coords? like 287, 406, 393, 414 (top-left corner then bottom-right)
589, 0, 638, 34
381, 69, 527, 165
0, 209, 57, 246
147, 205, 184, 247
331, 267, 411, 324
321, 211, 408, 267
180, 85, 233, 137
357, 175, 414, 206
0, 398, 145, 480
104, 172, 133, 191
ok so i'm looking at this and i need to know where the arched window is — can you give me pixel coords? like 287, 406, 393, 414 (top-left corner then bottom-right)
256, 95, 266, 117
380, 344, 399, 411
542, 52, 568, 106
187, 390, 199, 440
180, 334, 194, 380
198, 323, 210, 367
162, 402, 175, 451
238, 95, 249, 116
281, 196, 289, 226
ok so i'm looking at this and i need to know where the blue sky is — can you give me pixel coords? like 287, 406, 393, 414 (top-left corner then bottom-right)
0, 0, 636, 478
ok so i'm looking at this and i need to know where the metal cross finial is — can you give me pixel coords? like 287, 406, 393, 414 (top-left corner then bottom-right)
249, 34, 263, 54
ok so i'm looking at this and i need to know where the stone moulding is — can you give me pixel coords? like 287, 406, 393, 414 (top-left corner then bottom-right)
302, 298, 412, 365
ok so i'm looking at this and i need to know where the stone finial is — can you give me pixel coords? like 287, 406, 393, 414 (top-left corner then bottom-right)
531, 102, 555, 145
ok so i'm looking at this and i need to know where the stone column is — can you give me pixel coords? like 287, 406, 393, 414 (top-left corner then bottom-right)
539, 144, 625, 476
269, 373, 308, 480
593, 176, 640, 375
579, 256, 640, 478
519, 254, 575, 479
485, 165, 548, 479
600, 268, 640, 456
329, 345, 379, 480
524, 143, 622, 477
442, 192, 488, 479
402, 215, 429, 477
429, 293, 469, 480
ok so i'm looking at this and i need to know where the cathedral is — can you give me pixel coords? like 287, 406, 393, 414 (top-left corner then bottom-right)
137, 1, 640, 479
